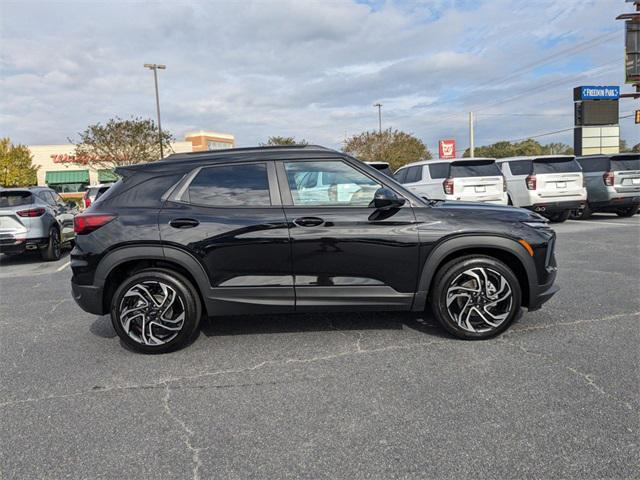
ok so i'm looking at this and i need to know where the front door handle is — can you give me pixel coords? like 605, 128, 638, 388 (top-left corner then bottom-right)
293, 217, 324, 227
169, 218, 200, 229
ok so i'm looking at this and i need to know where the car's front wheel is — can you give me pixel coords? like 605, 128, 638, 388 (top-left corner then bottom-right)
431, 255, 522, 339
110, 268, 202, 353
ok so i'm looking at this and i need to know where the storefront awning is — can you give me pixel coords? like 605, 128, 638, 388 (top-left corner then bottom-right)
45, 170, 89, 184
98, 169, 118, 183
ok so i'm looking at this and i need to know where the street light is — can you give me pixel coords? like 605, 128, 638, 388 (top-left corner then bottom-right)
144, 63, 166, 158
373, 103, 382, 134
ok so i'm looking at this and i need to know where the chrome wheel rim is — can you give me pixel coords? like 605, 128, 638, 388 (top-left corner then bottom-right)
445, 267, 513, 333
118, 280, 185, 346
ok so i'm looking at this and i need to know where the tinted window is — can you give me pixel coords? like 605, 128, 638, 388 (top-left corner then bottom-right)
611, 155, 640, 171
95, 186, 111, 200
284, 161, 381, 206
405, 166, 423, 183
102, 175, 183, 208
577, 156, 610, 173
394, 168, 408, 183
188, 164, 270, 207
450, 161, 502, 178
0, 191, 33, 207
508, 160, 533, 176
428, 163, 450, 179
37, 192, 55, 205
533, 158, 581, 174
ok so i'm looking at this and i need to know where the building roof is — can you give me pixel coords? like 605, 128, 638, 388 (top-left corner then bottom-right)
184, 130, 235, 140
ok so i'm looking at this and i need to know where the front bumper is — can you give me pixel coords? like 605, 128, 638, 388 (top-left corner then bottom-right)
71, 280, 106, 316
528, 282, 559, 311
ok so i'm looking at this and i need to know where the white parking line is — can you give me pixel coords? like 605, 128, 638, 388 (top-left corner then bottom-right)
56, 260, 71, 272
567, 220, 639, 227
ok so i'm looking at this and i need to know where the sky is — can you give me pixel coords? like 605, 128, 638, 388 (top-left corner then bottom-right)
0, 0, 638, 154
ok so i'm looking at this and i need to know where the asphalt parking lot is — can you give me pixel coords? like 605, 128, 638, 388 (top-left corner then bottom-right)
1, 214, 638, 479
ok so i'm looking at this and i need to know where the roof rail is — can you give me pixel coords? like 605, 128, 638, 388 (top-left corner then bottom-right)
170, 144, 332, 157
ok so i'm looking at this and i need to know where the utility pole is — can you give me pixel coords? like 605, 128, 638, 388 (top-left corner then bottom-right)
144, 63, 167, 158
373, 103, 382, 134
469, 112, 475, 157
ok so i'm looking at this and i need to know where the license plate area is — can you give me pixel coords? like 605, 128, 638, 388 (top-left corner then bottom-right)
475, 186, 486, 193
556, 181, 566, 189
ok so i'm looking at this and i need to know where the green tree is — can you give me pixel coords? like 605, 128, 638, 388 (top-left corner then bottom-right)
619, 139, 630, 153
0, 138, 39, 187
73, 117, 173, 169
262, 136, 308, 146
342, 128, 431, 171
463, 139, 573, 158
632, 143, 640, 153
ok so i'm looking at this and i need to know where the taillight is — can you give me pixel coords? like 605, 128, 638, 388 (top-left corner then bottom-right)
526, 175, 537, 190
17, 207, 46, 217
443, 178, 454, 195
502, 177, 507, 192
582, 175, 587, 188
84, 196, 91, 208
74, 214, 116, 235
603, 171, 614, 186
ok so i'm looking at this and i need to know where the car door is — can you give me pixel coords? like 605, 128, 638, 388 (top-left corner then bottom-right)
48, 191, 76, 242
158, 161, 294, 314
276, 158, 420, 310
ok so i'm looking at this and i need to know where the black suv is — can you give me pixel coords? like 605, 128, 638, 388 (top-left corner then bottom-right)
71, 145, 558, 353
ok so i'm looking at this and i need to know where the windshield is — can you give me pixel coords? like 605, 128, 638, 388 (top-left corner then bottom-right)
450, 161, 501, 178
533, 158, 581, 174
0, 191, 33, 207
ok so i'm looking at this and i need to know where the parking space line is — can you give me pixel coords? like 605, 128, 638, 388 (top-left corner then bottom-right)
56, 260, 71, 272
567, 220, 639, 227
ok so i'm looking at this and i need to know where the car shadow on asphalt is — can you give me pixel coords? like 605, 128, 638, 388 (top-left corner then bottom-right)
88, 310, 452, 349
0, 250, 70, 266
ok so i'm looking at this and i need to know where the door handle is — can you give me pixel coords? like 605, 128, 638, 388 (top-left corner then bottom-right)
293, 217, 324, 227
169, 218, 200, 229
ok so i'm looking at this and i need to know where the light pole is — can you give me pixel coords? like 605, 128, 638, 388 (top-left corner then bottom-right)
144, 63, 166, 158
373, 103, 382, 134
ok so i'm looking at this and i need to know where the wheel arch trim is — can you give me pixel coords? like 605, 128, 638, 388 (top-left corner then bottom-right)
413, 235, 538, 311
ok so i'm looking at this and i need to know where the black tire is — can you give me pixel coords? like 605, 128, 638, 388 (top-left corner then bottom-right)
430, 255, 522, 340
545, 210, 571, 223
571, 203, 592, 220
616, 205, 639, 217
41, 227, 61, 261
110, 268, 202, 354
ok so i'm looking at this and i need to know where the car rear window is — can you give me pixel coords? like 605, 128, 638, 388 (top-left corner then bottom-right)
0, 191, 33, 207
450, 161, 501, 178
610, 155, 640, 171
533, 158, 581, 174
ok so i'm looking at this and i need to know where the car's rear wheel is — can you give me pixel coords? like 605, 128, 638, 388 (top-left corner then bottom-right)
431, 255, 521, 339
41, 227, 61, 261
616, 205, 639, 217
110, 268, 202, 354
546, 210, 571, 223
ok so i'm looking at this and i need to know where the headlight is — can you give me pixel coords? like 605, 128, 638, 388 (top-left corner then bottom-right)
521, 221, 551, 229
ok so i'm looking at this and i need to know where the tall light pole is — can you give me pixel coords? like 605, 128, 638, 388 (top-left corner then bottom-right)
144, 63, 166, 158
373, 103, 382, 134
468, 111, 475, 158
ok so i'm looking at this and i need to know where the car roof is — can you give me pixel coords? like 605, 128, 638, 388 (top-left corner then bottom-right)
0, 186, 50, 192
497, 155, 575, 162
115, 145, 340, 176
397, 157, 497, 169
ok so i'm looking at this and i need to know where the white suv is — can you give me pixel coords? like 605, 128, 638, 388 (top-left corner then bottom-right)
395, 158, 508, 205
497, 155, 586, 222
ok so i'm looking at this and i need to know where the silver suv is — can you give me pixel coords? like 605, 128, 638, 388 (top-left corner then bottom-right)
574, 153, 640, 218
0, 187, 76, 260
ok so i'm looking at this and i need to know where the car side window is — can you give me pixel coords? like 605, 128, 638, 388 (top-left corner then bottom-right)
284, 160, 381, 206
578, 156, 609, 173
405, 166, 422, 183
395, 168, 408, 183
508, 160, 532, 176
187, 163, 271, 207
428, 163, 450, 179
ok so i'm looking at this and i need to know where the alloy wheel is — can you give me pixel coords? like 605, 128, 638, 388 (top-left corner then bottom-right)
445, 267, 513, 333
118, 280, 185, 346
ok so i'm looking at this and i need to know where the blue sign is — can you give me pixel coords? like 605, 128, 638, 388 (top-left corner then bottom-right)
576, 85, 620, 100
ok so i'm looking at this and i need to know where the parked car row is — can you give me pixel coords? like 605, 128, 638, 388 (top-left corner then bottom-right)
0, 183, 114, 261
394, 153, 640, 222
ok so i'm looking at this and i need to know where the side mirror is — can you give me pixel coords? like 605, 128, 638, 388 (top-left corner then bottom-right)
370, 187, 406, 209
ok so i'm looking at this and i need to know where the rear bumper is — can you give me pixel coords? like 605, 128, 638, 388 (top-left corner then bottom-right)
527, 200, 584, 213
590, 196, 640, 211
0, 237, 48, 253
71, 280, 106, 316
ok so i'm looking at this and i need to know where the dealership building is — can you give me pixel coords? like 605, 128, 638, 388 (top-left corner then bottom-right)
27, 130, 235, 194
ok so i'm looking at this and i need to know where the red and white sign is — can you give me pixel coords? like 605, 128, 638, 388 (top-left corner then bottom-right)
438, 140, 456, 159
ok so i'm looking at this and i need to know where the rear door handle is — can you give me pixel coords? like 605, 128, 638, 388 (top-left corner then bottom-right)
293, 217, 324, 227
169, 218, 200, 229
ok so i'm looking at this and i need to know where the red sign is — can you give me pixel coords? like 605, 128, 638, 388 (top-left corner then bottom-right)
51, 154, 90, 165
438, 139, 456, 159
